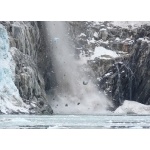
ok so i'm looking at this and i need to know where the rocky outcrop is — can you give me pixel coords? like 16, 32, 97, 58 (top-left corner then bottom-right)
98, 23, 150, 107
0, 21, 53, 114
90, 22, 150, 107
69, 21, 150, 108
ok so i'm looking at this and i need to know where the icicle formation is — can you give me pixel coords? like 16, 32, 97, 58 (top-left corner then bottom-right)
45, 21, 112, 114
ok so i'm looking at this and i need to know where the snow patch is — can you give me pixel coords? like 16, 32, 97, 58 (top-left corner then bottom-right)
115, 37, 121, 41
112, 21, 150, 28
87, 38, 96, 44
79, 33, 86, 37
137, 38, 150, 43
100, 28, 106, 31
104, 72, 112, 77
93, 32, 99, 38
100, 40, 109, 44
90, 46, 119, 60
93, 21, 101, 25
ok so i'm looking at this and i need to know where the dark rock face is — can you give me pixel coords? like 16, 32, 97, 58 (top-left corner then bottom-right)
99, 24, 150, 107
0, 21, 53, 114
69, 21, 150, 108
68, 22, 132, 106
99, 59, 133, 107
129, 37, 150, 104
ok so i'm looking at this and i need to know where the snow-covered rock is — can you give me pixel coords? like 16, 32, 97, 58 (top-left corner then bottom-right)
137, 38, 150, 43
99, 28, 108, 41
87, 38, 96, 44
115, 37, 121, 41
115, 100, 150, 114
111, 21, 150, 28
90, 46, 119, 60
93, 32, 99, 39
79, 33, 86, 37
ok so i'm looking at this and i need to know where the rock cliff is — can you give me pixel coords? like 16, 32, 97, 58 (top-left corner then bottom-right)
69, 21, 150, 108
0, 21, 53, 114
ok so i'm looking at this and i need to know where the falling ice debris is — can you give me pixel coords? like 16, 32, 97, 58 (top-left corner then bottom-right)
83, 81, 88, 85
53, 38, 59, 43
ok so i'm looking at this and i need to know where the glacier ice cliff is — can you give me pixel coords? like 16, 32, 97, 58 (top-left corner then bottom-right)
0, 22, 53, 114
0, 24, 28, 114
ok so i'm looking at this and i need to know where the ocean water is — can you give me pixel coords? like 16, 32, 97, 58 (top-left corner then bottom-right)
0, 115, 150, 129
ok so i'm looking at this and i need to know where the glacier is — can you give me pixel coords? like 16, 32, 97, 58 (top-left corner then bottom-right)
0, 24, 28, 114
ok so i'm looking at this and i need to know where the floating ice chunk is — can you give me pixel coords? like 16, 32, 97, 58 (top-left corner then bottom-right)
115, 100, 150, 115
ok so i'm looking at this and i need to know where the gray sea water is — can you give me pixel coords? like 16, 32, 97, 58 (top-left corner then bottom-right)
0, 115, 150, 129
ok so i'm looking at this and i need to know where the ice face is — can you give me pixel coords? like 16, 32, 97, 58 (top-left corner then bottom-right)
0, 24, 28, 114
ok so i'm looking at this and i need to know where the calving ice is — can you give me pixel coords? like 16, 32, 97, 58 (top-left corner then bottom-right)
44, 21, 112, 114
0, 21, 150, 122
53, 37, 59, 43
